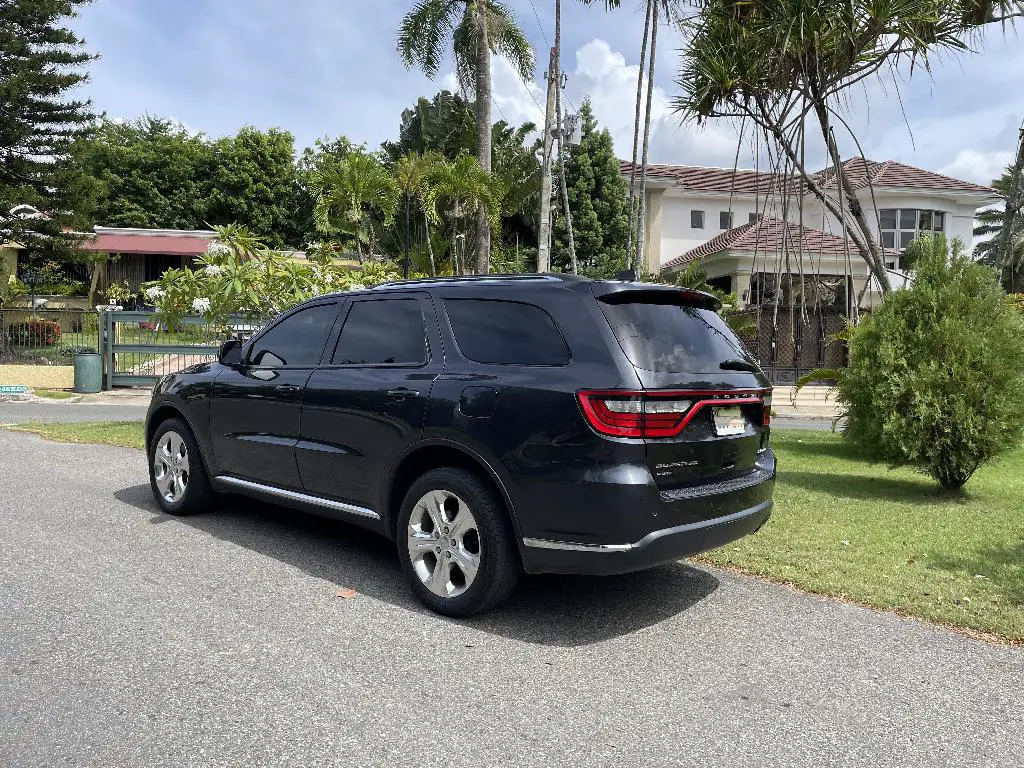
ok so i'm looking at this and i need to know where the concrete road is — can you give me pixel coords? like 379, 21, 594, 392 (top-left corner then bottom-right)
0, 402, 148, 424
1, 430, 1021, 767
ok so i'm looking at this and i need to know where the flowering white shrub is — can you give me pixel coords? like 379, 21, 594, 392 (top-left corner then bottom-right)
141, 224, 414, 330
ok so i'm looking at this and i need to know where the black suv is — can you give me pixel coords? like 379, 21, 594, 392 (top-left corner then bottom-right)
146, 275, 775, 615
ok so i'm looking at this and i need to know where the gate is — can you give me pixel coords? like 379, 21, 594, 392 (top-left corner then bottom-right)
98, 310, 265, 390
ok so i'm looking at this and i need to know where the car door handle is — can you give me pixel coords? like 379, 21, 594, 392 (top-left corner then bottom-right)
275, 384, 301, 394
387, 388, 421, 399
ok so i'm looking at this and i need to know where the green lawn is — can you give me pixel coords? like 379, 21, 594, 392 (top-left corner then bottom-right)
7, 421, 145, 450
702, 430, 1024, 642
5, 421, 1022, 641
32, 389, 76, 400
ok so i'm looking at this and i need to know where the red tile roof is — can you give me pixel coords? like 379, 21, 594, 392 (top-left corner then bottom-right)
623, 158, 997, 197
662, 217, 894, 272
620, 161, 789, 195
811, 158, 997, 195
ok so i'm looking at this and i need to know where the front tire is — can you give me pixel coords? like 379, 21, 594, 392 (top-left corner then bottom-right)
148, 417, 214, 516
398, 468, 521, 617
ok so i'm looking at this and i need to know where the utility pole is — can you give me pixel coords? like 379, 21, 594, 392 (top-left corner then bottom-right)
537, 44, 558, 273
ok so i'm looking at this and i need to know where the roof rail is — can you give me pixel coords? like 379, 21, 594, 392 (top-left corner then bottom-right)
374, 274, 581, 289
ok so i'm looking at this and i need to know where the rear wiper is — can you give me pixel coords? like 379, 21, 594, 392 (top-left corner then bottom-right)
720, 358, 760, 373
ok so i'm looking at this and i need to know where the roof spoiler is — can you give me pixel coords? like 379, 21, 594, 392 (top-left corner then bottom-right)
594, 284, 722, 312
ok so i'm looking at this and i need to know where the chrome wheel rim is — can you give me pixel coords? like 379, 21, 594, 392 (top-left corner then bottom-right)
407, 490, 481, 598
153, 431, 190, 504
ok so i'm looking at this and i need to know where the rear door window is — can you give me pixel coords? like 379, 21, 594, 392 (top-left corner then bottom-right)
600, 298, 752, 374
332, 298, 428, 366
444, 299, 570, 365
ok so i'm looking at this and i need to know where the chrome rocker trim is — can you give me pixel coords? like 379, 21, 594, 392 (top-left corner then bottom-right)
214, 476, 380, 520
523, 504, 772, 553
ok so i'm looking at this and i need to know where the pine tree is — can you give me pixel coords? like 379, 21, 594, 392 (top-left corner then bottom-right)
0, 0, 95, 258
552, 99, 629, 277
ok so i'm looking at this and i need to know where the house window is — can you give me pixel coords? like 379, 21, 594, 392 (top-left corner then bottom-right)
691, 210, 705, 229
748, 212, 760, 224
720, 211, 733, 229
879, 208, 946, 251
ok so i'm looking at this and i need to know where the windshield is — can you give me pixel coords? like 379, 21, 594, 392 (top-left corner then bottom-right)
600, 300, 755, 374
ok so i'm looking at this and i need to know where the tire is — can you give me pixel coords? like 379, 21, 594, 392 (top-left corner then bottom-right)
148, 417, 215, 516
398, 467, 521, 617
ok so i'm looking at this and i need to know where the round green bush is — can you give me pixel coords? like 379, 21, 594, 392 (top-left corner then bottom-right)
839, 237, 1024, 490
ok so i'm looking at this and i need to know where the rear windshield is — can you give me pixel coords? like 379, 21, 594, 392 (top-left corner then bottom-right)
600, 299, 754, 373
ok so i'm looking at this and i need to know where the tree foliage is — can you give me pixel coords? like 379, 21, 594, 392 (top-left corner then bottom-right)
837, 236, 1024, 490
0, 0, 95, 258
552, 99, 629, 277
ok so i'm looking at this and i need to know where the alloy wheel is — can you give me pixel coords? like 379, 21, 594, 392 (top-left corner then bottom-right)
406, 490, 481, 598
153, 430, 190, 504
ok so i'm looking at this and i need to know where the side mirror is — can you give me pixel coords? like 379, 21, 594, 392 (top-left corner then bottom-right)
218, 338, 243, 366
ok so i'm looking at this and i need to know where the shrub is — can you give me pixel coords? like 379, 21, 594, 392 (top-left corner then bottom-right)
5, 319, 62, 347
838, 236, 1024, 489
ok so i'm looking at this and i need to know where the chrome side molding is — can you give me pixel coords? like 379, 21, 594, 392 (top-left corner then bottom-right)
214, 476, 380, 520
522, 537, 632, 553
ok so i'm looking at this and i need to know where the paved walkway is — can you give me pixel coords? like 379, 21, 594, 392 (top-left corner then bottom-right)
1, 430, 1021, 767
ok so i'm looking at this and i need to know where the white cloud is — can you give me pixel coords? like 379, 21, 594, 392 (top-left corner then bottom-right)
485, 38, 747, 167
940, 149, 1014, 185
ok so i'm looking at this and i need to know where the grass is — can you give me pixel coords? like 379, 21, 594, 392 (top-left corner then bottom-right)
32, 389, 75, 400
7, 421, 145, 450
701, 429, 1024, 642
4, 421, 1022, 641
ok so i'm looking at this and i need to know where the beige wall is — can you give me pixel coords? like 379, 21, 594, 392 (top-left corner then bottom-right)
1, 245, 20, 284
0, 365, 74, 388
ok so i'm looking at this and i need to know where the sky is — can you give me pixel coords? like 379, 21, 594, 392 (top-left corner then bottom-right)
70, 1, 1024, 185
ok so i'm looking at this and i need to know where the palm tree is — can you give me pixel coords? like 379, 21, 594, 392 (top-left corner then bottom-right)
311, 152, 399, 262
394, 152, 447, 276
397, 1, 534, 275
426, 154, 502, 275
976, 166, 1024, 292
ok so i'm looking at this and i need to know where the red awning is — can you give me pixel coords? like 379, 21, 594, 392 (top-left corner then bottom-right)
82, 232, 214, 256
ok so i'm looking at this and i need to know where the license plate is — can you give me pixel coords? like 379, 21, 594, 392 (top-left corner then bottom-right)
713, 406, 747, 436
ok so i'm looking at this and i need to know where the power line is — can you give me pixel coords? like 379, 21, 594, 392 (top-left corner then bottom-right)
527, 0, 551, 49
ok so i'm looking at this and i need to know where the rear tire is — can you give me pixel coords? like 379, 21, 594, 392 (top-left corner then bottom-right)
148, 417, 214, 516
398, 467, 521, 617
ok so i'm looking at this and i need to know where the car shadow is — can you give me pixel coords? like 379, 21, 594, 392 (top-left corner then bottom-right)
114, 484, 719, 648
782, 470, 949, 503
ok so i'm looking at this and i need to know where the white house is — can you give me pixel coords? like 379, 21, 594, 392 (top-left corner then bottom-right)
625, 158, 1000, 308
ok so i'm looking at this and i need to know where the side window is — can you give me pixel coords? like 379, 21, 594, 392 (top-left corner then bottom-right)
332, 299, 427, 365
247, 303, 338, 367
444, 299, 570, 366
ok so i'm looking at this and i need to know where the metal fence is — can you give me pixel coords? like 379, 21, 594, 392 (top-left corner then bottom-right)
736, 305, 849, 385
99, 310, 267, 390
0, 308, 100, 366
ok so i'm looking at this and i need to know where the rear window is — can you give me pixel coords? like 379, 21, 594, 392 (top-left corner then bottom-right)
600, 299, 753, 373
444, 299, 570, 365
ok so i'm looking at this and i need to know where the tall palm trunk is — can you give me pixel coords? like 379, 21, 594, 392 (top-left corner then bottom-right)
634, 0, 658, 274
474, 0, 492, 275
625, 1, 652, 272
424, 214, 437, 277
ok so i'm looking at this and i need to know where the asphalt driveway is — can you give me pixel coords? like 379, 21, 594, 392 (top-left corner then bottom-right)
1, 430, 1021, 767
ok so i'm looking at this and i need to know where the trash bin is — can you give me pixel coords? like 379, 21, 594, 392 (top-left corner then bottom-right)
73, 352, 102, 394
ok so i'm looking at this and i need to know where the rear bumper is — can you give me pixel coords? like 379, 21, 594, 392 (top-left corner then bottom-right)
521, 498, 772, 575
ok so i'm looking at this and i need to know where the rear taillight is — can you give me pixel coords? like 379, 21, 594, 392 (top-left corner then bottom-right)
762, 391, 773, 427
577, 389, 768, 439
